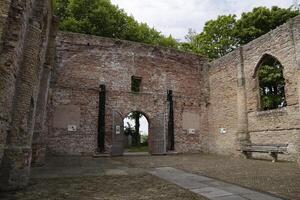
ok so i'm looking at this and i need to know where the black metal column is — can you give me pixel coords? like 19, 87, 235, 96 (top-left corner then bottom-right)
98, 85, 106, 152
167, 90, 175, 151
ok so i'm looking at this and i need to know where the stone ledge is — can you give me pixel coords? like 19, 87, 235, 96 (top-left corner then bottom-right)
255, 108, 287, 117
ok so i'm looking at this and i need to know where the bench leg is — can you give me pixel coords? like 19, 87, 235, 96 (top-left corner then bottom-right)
241, 151, 252, 159
269, 152, 278, 162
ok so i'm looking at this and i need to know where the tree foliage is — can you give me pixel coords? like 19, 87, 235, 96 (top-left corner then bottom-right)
124, 122, 134, 136
236, 6, 299, 44
181, 15, 239, 59
257, 56, 286, 110
184, 6, 299, 59
127, 111, 143, 146
53, 0, 178, 48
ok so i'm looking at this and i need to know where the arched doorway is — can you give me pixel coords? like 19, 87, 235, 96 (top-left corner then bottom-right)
123, 111, 149, 153
110, 109, 166, 156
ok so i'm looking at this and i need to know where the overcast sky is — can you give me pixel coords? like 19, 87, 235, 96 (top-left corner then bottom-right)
124, 115, 148, 135
111, 0, 295, 41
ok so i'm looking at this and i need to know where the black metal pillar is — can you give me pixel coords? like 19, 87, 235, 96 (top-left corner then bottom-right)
167, 90, 175, 151
98, 85, 106, 152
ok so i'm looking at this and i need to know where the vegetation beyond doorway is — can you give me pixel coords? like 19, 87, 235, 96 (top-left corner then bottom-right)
123, 111, 149, 152
256, 55, 286, 110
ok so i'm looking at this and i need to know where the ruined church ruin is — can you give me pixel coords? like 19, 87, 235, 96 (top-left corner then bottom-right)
0, 0, 299, 190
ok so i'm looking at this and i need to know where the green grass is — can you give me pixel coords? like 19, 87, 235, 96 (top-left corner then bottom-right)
126, 145, 149, 152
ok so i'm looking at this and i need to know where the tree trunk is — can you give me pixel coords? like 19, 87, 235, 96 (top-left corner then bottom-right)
134, 113, 140, 146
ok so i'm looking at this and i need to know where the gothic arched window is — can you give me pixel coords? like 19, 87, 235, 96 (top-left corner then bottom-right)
256, 55, 286, 110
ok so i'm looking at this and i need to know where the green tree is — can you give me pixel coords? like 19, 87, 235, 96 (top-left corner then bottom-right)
184, 6, 299, 59
124, 122, 134, 136
157, 35, 179, 49
180, 29, 200, 53
127, 112, 143, 146
181, 15, 239, 59
53, 0, 178, 48
257, 56, 286, 110
236, 6, 299, 44
53, 0, 70, 20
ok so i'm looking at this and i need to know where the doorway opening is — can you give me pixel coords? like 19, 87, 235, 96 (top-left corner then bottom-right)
123, 111, 149, 153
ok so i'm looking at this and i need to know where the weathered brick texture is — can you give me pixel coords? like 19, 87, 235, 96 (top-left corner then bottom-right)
209, 51, 239, 155
1, 1, 300, 191
49, 17, 300, 164
0, 0, 32, 163
209, 16, 300, 162
49, 32, 209, 155
31, 16, 59, 166
0, 0, 56, 191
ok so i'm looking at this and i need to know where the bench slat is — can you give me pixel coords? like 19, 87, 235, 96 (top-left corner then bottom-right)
241, 143, 289, 162
241, 143, 288, 153
251, 143, 288, 147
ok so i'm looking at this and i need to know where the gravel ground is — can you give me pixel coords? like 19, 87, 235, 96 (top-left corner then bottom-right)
115, 154, 300, 200
0, 158, 205, 200
1, 172, 205, 200
1, 154, 299, 200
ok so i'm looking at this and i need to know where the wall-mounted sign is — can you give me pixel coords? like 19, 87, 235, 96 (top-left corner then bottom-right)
68, 125, 77, 132
116, 125, 121, 135
188, 129, 196, 134
220, 128, 226, 134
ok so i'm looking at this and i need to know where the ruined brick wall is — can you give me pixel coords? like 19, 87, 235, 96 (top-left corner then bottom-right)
1, 0, 299, 192
208, 51, 239, 155
0, 0, 11, 49
31, 9, 58, 166
0, 0, 57, 190
209, 16, 300, 161
48, 32, 209, 155
50, 17, 300, 163
0, 0, 32, 164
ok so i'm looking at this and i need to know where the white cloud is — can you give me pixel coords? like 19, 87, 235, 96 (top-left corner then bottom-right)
111, 0, 294, 40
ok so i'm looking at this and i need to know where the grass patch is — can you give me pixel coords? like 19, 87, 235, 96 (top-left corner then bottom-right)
126, 145, 149, 152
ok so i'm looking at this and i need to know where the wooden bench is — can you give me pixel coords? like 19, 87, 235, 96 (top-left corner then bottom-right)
241, 144, 289, 162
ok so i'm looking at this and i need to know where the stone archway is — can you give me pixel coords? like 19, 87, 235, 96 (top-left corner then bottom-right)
110, 109, 166, 156
123, 111, 150, 153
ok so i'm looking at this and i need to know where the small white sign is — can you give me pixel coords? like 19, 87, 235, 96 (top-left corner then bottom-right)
220, 128, 226, 134
68, 125, 77, 132
188, 129, 196, 134
116, 125, 121, 135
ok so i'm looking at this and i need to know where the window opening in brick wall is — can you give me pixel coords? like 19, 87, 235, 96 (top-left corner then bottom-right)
256, 54, 286, 110
131, 76, 142, 92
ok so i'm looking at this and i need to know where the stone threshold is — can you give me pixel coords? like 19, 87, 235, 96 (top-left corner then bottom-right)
93, 153, 110, 157
149, 167, 283, 200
